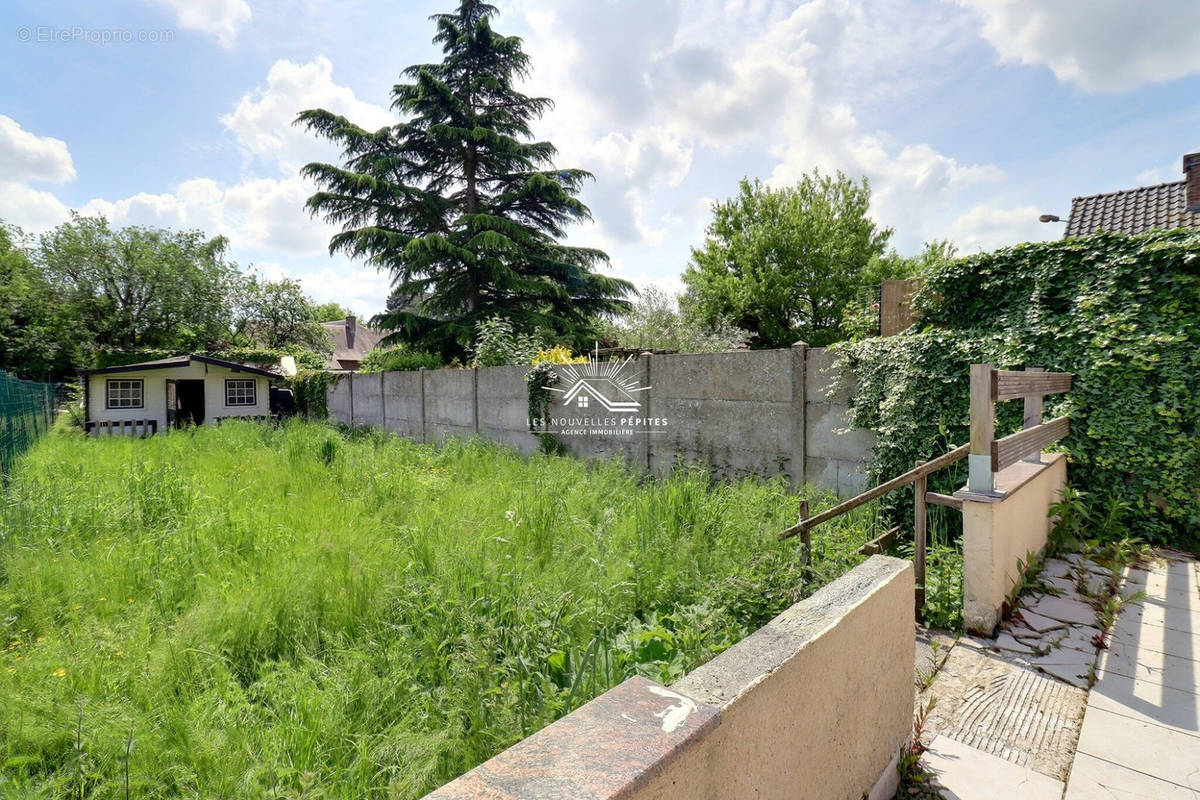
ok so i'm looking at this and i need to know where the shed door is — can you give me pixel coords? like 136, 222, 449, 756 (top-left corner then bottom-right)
165, 379, 177, 429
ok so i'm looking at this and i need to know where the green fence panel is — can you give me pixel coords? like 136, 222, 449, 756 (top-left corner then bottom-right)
0, 370, 58, 480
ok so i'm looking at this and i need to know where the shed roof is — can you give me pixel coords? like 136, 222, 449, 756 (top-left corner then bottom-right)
1065, 181, 1200, 237
79, 354, 277, 378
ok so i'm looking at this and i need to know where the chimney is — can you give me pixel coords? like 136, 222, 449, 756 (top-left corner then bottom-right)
345, 315, 356, 350
1185, 152, 1200, 213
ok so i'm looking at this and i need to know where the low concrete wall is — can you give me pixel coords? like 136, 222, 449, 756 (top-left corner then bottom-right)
958, 453, 1068, 634
425, 556, 915, 800
327, 347, 874, 496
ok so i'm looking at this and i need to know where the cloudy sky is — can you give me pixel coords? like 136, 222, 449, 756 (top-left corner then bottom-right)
2, 0, 1198, 316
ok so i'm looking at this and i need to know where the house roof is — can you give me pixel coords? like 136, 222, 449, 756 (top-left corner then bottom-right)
321, 318, 386, 369
1065, 181, 1200, 237
79, 354, 278, 378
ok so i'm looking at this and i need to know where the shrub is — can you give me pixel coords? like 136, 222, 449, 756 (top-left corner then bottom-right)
471, 316, 540, 367
838, 229, 1200, 545
359, 346, 443, 373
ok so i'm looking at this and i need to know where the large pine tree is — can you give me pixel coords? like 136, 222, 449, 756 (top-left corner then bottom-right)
297, 0, 632, 356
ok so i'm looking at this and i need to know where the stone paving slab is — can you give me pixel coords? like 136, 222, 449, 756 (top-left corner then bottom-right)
1090, 672, 1200, 734
1112, 597, 1200, 634
1064, 752, 1200, 799
1015, 609, 1067, 633
1107, 618, 1200, 657
1073, 706, 1200, 791
1100, 641, 1200, 693
1023, 595, 1096, 626
922, 735, 1065, 800
1063, 554, 1200, 800
1123, 560, 1200, 596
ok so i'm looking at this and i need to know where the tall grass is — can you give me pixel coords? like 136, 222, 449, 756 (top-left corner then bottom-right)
0, 421, 876, 798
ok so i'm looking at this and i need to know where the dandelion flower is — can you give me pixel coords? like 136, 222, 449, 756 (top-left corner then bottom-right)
53, 668, 66, 678
98, 597, 107, 602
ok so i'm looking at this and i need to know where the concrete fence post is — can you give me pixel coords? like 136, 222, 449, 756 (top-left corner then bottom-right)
642, 353, 653, 472
380, 371, 387, 430
790, 341, 809, 488
472, 367, 480, 434
419, 367, 427, 443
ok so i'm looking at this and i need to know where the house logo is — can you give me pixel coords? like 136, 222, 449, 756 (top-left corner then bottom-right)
554, 355, 645, 411
542, 350, 669, 435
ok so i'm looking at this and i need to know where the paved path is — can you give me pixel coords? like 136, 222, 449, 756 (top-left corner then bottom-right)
1063, 553, 1200, 798
915, 551, 1200, 799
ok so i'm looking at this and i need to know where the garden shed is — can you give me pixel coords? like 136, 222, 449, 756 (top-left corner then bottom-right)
79, 355, 276, 436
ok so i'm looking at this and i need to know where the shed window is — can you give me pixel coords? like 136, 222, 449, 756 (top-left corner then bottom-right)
105, 379, 144, 409
225, 379, 256, 407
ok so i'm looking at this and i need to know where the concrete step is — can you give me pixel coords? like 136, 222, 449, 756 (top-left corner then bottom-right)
921, 735, 1065, 800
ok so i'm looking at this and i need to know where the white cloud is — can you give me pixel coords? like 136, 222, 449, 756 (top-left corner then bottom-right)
948, 204, 1051, 252
0, 116, 75, 184
957, 0, 1200, 92
221, 56, 394, 173
152, 0, 252, 48
0, 116, 76, 231
514, 0, 1012, 257
0, 181, 72, 233
81, 175, 333, 256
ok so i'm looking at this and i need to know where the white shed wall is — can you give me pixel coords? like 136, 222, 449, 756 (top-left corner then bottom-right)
86, 362, 270, 430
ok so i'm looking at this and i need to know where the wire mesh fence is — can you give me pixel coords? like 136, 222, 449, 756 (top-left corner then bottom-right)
1, 370, 59, 481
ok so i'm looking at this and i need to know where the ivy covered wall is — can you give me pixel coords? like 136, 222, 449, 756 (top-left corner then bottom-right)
837, 229, 1199, 545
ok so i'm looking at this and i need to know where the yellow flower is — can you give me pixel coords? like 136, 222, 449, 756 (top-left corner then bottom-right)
72, 604, 82, 611
98, 597, 107, 602
52, 667, 66, 678
36, 636, 44, 643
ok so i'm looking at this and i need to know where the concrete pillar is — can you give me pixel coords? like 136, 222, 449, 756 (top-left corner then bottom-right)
642, 353, 652, 472
419, 367, 427, 443
790, 341, 809, 488
957, 454, 1067, 634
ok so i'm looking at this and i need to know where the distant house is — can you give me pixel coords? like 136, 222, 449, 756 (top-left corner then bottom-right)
322, 316, 386, 371
1064, 152, 1200, 237
79, 355, 276, 436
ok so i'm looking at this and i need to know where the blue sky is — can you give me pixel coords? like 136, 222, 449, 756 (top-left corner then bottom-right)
2, 0, 1198, 316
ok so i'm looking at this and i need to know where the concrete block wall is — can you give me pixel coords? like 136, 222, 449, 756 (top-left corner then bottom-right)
804, 347, 877, 496
425, 556, 915, 800
383, 370, 423, 438
326, 346, 875, 496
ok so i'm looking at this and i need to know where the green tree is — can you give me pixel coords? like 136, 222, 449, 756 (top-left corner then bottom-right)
683, 172, 892, 348
0, 222, 81, 379
313, 301, 355, 323
232, 275, 331, 352
38, 214, 237, 354
297, 0, 633, 358
598, 286, 750, 353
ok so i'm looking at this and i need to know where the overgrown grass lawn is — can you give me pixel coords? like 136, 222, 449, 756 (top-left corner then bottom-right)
0, 421, 875, 798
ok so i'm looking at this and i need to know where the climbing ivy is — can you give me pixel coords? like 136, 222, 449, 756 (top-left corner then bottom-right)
525, 363, 558, 432
288, 370, 344, 421
836, 229, 1199, 546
